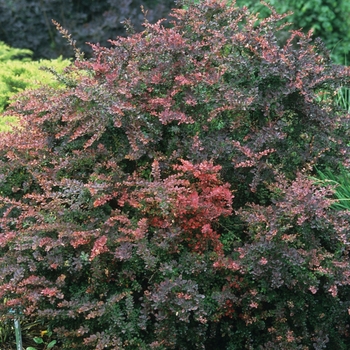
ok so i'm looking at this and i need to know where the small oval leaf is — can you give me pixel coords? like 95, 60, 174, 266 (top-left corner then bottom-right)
33, 337, 44, 344
47, 340, 57, 349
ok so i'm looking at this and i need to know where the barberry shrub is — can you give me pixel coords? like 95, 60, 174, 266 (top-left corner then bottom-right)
1, 0, 350, 348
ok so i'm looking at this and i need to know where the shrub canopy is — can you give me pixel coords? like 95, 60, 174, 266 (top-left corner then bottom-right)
1, 0, 350, 348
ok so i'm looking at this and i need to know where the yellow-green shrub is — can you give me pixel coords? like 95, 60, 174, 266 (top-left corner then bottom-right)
0, 41, 71, 132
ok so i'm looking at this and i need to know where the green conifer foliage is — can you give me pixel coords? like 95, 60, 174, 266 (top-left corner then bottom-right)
0, 42, 71, 112
0, 42, 71, 131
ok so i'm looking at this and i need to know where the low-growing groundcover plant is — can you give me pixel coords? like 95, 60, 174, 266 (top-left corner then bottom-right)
1, 0, 350, 348
0, 41, 71, 111
0, 41, 71, 132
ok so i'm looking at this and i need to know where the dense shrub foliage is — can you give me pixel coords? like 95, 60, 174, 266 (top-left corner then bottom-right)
1, 0, 350, 348
0, 42, 70, 114
0, 0, 177, 59
234, 0, 350, 65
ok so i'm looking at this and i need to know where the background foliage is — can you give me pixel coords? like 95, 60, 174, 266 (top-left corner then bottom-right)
0, 42, 70, 112
0, 42, 70, 133
1, 0, 350, 348
0, 0, 177, 59
312, 166, 350, 211
234, 0, 350, 65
